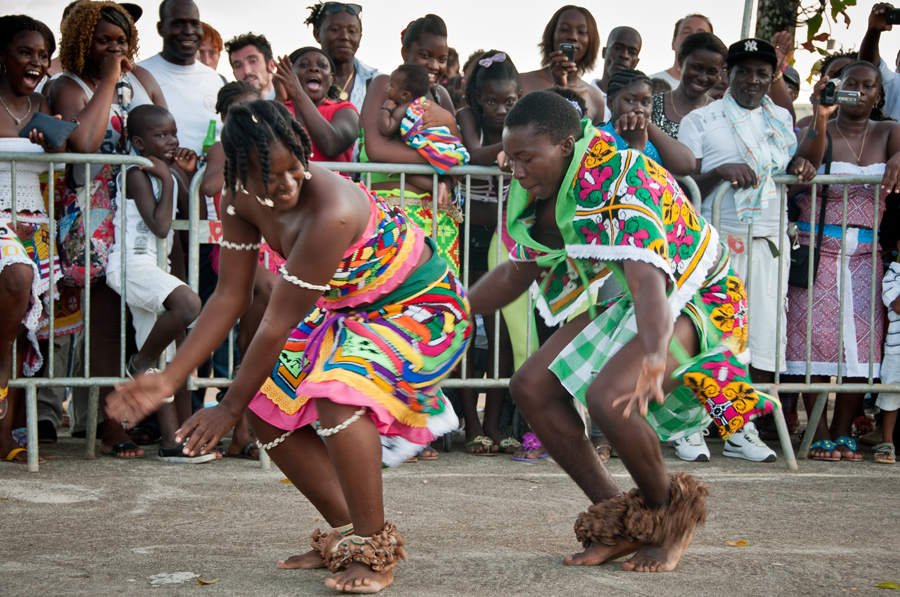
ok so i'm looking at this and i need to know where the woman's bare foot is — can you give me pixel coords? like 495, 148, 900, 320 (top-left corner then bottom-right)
276, 549, 326, 570
563, 538, 641, 566
620, 531, 694, 572
324, 562, 394, 594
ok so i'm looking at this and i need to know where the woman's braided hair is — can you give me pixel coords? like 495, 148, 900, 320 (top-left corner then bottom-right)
221, 100, 313, 192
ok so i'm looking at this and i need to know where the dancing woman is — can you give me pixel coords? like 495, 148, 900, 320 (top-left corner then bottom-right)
108, 100, 470, 594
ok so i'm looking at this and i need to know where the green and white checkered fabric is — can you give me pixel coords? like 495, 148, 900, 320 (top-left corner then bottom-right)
550, 297, 713, 442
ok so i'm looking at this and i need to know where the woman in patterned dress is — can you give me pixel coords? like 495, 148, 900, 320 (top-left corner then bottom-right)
786, 61, 900, 461
107, 100, 470, 594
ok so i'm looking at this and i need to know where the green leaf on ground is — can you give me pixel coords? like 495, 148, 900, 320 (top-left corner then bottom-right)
875, 582, 900, 590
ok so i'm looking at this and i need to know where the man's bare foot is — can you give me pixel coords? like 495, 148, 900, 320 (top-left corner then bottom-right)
563, 538, 641, 566
276, 549, 326, 570
324, 562, 394, 594
621, 531, 694, 572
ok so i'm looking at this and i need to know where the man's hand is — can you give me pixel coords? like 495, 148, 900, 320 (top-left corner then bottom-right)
714, 163, 757, 189
870, 3, 895, 32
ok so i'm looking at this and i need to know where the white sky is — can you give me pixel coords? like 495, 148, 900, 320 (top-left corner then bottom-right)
11, 0, 900, 101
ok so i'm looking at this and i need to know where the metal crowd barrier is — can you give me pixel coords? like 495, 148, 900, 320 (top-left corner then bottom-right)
710, 174, 896, 468
0, 150, 702, 472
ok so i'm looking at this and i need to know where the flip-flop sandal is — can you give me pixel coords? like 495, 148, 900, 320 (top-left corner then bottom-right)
497, 437, 522, 453
834, 436, 864, 462
594, 444, 611, 462
809, 439, 841, 461
103, 440, 145, 459
127, 424, 162, 445
874, 442, 896, 464
225, 442, 260, 460
465, 435, 497, 456
512, 432, 549, 462
418, 447, 439, 460
4, 447, 45, 464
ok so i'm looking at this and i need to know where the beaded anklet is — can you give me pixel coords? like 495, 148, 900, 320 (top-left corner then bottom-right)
256, 428, 295, 451
317, 408, 367, 437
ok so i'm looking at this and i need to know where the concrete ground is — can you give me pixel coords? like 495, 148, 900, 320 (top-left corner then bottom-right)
2, 432, 900, 597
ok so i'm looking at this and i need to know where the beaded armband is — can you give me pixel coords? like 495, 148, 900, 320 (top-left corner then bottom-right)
279, 265, 331, 292
220, 239, 261, 251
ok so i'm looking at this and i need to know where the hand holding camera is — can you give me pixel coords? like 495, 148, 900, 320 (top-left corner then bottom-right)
548, 43, 578, 87
810, 78, 860, 107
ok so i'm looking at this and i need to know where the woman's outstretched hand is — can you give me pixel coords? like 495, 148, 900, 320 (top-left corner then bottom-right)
611, 355, 667, 419
175, 403, 243, 456
273, 55, 304, 104
106, 370, 179, 430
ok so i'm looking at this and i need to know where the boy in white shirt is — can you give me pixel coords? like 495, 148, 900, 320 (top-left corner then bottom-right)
106, 104, 210, 463
877, 245, 900, 464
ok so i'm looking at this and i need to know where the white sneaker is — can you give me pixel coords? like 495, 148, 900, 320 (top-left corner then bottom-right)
723, 421, 777, 462
671, 430, 710, 462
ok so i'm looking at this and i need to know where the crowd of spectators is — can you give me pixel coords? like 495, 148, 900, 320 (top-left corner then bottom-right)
2, 0, 900, 467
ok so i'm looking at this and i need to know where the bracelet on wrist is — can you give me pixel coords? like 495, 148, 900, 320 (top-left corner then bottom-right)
381, 106, 393, 112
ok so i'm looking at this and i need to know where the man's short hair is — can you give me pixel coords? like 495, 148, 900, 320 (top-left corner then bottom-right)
672, 13, 713, 43
224, 32, 273, 63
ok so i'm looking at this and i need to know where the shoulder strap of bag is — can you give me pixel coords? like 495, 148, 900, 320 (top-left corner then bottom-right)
812, 133, 833, 278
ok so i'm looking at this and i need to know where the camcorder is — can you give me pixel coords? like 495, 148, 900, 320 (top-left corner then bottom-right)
818, 79, 860, 107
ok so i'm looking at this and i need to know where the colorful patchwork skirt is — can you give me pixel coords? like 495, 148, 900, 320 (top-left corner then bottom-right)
550, 254, 779, 441
375, 189, 461, 277
249, 239, 471, 466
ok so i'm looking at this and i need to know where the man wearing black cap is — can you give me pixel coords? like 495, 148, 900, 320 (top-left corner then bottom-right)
676, 38, 814, 463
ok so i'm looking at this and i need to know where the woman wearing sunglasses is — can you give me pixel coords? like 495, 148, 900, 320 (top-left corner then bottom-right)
305, 2, 381, 112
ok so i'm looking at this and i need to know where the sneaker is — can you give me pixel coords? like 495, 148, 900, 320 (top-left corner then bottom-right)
671, 430, 710, 462
723, 421, 777, 462
159, 442, 217, 464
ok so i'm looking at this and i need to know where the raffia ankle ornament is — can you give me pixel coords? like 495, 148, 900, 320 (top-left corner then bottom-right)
574, 472, 708, 548
311, 521, 408, 573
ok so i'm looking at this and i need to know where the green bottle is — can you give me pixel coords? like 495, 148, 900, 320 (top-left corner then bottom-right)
201, 119, 217, 156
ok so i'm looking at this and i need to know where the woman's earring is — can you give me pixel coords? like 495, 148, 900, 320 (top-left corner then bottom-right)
304, 170, 312, 180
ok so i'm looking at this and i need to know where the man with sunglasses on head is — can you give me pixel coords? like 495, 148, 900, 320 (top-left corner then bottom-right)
305, 2, 382, 113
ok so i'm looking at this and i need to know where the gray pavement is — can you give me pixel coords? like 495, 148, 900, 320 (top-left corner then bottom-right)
2, 433, 900, 596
